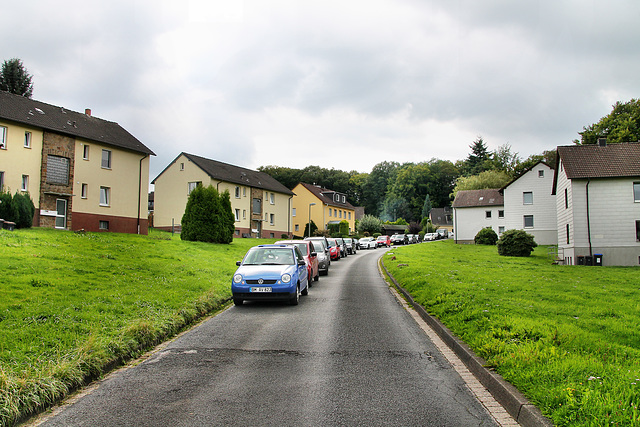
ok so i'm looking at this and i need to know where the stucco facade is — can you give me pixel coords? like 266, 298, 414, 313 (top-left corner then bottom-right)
452, 189, 505, 243
291, 183, 355, 237
152, 153, 293, 238
0, 93, 153, 234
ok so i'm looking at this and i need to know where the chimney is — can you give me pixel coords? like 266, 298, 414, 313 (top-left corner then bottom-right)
85, 108, 92, 116
597, 137, 607, 147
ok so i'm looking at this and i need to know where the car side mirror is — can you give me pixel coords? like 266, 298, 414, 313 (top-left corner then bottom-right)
236, 261, 242, 266
298, 259, 306, 266
310, 252, 317, 257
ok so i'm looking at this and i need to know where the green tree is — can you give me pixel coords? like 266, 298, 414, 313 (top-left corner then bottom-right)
0, 58, 34, 98
463, 136, 491, 176
452, 170, 511, 198
339, 220, 349, 236
357, 214, 382, 235
12, 192, 35, 228
497, 229, 537, 257
491, 144, 521, 177
303, 219, 318, 238
421, 194, 432, 219
181, 185, 233, 243
474, 227, 498, 245
361, 161, 400, 215
217, 190, 236, 244
578, 99, 640, 145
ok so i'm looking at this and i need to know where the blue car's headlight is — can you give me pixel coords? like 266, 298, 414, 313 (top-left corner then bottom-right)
281, 273, 291, 283
233, 274, 243, 284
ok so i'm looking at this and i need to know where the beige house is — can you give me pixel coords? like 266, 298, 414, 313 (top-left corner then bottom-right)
0, 91, 154, 234
291, 183, 356, 236
152, 153, 294, 238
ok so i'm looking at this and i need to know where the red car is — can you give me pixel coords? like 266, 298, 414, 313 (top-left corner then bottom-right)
275, 240, 320, 282
376, 235, 391, 247
325, 238, 342, 261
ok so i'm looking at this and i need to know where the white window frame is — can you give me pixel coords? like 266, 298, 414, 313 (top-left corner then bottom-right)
295, 224, 299, 232
101, 149, 112, 169
24, 131, 31, 148
180, 162, 185, 171
498, 210, 504, 218
235, 209, 240, 221
55, 199, 67, 229
498, 226, 505, 234
0, 126, 6, 149
634, 182, 640, 202
292, 208, 296, 217
81, 183, 88, 199
0, 171, 4, 191
485, 210, 492, 219
523, 191, 533, 205
243, 209, 246, 219
538, 170, 544, 178
21, 175, 28, 192
329, 209, 332, 217
83, 144, 90, 160
235, 186, 241, 198
188, 181, 201, 194
270, 213, 275, 225
99, 186, 110, 206
99, 220, 109, 230
270, 193, 275, 204
524, 215, 534, 228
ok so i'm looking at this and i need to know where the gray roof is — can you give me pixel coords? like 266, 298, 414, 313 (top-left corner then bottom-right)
153, 152, 294, 195
452, 189, 503, 208
0, 91, 154, 155
298, 182, 355, 209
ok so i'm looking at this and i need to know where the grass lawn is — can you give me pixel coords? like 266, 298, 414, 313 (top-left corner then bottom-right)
383, 240, 640, 427
0, 228, 274, 426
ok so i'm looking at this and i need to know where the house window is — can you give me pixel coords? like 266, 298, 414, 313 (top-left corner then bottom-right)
270, 193, 275, 204
243, 188, 246, 197
270, 233, 275, 238
498, 210, 504, 218
180, 162, 184, 171
81, 183, 88, 199
270, 213, 275, 225
498, 226, 505, 234
101, 149, 112, 169
634, 183, 640, 202
235, 229, 240, 236
339, 211, 342, 218
0, 171, 4, 191
99, 186, 110, 206
485, 211, 492, 219
538, 170, 544, 178
243, 210, 246, 219
21, 175, 28, 192
329, 209, 332, 217
524, 215, 534, 228
188, 181, 201, 194
334, 194, 339, 202
348, 212, 351, 220
295, 224, 299, 232
99, 220, 109, 230
523, 191, 533, 205
566, 224, 570, 244
235, 186, 240, 198
235, 209, 240, 221
565, 188, 568, 209
636, 220, 640, 241
55, 199, 67, 229
292, 208, 296, 217
334, 209, 337, 217
342, 195, 346, 203
24, 132, 31, 148
83, 144, 90, 160
46, 155, 70, 185
0, 126, 6, 149
252, 198, 261, 214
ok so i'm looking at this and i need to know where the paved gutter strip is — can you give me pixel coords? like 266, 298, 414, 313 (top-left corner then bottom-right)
380, 259, 553, 427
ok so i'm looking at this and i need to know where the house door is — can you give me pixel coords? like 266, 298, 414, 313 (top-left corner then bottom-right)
55, 198, 67, 229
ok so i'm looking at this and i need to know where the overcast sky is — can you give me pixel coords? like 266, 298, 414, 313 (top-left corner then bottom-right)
3, 1, 640, 180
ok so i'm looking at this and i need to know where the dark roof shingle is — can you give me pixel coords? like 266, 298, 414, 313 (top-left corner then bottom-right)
557, 142, 640, 179
452, 189, 503, 208
299, 182, 355, 209
0, 91, 154, 155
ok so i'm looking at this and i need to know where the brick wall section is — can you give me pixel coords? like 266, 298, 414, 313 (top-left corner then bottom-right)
39, 132, 75, 229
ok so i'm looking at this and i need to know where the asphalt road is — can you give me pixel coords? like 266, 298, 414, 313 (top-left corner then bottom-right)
38, 247, 498, 427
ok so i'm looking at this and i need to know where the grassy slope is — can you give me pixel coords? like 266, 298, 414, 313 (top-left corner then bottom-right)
384, 240, 640, 427
0, 228, 273, 426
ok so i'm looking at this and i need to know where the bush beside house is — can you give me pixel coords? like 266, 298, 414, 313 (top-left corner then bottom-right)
497, 229, 537, 256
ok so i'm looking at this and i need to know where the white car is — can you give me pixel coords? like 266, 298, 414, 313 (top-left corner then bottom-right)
358, 237, 377, 249
423, 233, 438, 241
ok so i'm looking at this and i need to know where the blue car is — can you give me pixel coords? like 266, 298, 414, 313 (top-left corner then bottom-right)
232, 244, 309, 306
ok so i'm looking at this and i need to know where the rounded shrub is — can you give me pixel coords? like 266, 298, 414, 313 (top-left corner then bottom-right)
497, 229, 538, 257
474, 227, 498, 245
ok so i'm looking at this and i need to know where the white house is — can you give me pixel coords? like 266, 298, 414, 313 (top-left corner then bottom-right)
551, 140, 640, 266
501, 161, 557, 245
452, 189, 505, 243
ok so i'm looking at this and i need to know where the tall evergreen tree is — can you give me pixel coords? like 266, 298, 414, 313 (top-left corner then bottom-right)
0, 58, 34, 98
464, 137, 491, 176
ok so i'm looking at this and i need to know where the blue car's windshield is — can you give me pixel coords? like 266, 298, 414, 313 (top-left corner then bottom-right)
243, 248, 295, 265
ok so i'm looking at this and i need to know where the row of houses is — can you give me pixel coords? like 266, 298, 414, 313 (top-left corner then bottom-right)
453, 142, 640, 266
0, 92, 356, 237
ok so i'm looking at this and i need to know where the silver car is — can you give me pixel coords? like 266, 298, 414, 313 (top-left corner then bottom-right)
304, 237, 331, 275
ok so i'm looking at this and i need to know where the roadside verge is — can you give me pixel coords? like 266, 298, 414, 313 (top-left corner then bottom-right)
380, 257, 553, 427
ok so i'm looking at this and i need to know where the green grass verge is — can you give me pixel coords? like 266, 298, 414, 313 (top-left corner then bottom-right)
383, 240, 640, 426
0, 228, 274, 426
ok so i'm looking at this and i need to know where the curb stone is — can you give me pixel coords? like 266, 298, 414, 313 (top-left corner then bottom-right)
381, 259, 554, 427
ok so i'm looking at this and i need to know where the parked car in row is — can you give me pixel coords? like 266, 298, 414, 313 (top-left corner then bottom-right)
275, 240, 319, 283
325, 237, 343, 260
232, 244, 309, 306
376, 235, 391, 247
423, 232, 438, 241
304, 236, 331, 275
358, 237, 377, 249
343, 237, 357, 255
391, 234, 408, 245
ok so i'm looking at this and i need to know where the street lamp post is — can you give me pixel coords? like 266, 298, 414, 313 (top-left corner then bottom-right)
308, 203, 316, 237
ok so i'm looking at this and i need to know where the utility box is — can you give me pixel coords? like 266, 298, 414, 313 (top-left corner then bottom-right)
585, 255, 593, 266
594, 254, 603, 266
577, 256, 585, 265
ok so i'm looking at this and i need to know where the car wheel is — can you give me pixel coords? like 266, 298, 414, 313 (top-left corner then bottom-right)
301, 279, 309, 296
290, 284, 300, 305
314, 272, 319, 281
233, 297, 243, 306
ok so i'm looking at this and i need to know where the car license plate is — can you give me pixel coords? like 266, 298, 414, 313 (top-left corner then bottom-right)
250, 287, 272, 293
